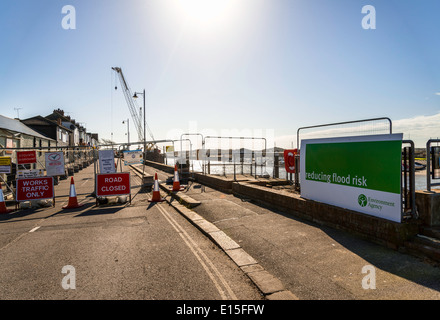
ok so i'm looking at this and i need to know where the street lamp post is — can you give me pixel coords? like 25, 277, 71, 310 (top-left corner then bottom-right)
122, 119, 129, 149
133, 90, 146, 176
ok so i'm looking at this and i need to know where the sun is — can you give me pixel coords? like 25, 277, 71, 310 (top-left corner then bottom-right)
175, 0, 238, 28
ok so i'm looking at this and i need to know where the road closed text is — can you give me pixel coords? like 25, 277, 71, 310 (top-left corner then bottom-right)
96, 173, 130, 197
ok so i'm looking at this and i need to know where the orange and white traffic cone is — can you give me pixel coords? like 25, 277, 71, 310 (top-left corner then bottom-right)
148, 173, 164, 203
0, 184, 13, 214
62, 177, 83, 209
172, 165, 185, 192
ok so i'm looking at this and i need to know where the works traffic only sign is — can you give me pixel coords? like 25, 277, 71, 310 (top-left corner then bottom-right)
96, 173, 130, 197
16, 177, 54, 202
17, 151, 37, 165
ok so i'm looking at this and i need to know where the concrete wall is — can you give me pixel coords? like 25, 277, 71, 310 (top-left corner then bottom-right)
143, 160, 174, 174
143, 160, 420, 248
193, 174, 235, 194
415, 190, 440, 227
232, 181, 419, 249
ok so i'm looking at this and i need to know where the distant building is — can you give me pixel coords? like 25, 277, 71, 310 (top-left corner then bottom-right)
0, 114, 56, 156
0, 114, 55, 189
91, 133, 99, 147
45, 108, 79, 146
21, 115, 72, 147
45, 108, 98, 147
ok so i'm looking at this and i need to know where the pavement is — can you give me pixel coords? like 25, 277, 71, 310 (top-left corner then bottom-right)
133, 164, 440, 300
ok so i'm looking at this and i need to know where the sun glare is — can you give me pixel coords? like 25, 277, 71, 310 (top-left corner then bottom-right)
175, 0, 238, 28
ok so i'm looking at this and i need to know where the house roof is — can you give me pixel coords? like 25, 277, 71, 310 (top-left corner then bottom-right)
45, 109, 83, 131
21, 116, 73, 132
45, 109, 71, 122
0, 114, 55, 141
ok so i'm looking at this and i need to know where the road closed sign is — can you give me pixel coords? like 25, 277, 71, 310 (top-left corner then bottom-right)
96, 173, 130, 197
16, 177, 54, 202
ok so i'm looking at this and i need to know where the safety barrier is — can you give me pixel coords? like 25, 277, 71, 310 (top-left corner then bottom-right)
425, 139, 440, 192
0, 145, 97, 206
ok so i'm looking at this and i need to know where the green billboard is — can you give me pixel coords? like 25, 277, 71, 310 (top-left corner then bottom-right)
300, 134, 403, 223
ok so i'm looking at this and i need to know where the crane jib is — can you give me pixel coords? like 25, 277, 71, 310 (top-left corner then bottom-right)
112, 67, 155, 147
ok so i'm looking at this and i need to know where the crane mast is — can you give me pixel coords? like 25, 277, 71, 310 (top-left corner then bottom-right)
112, 67, 145, 144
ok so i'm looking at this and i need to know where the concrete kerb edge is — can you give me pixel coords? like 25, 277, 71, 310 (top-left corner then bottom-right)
130, 164, 299, 299
158, 184, 298, 300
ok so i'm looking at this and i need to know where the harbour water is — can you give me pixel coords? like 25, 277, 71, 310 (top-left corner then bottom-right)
414, 170, 440, 191
166, 157, 437, 192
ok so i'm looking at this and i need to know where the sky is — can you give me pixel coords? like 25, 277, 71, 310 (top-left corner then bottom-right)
0, 0, 440, 149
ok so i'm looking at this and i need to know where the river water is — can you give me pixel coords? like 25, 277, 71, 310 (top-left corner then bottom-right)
165, 157, 438, 192
414, 170, 440, 191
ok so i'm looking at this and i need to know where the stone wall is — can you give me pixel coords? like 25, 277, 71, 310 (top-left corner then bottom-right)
142, 161, 420, 248
232, 181, 419, 248
415, 190, 440, 227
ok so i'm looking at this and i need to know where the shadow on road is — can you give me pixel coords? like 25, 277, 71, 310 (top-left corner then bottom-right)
74, 205, 126, 217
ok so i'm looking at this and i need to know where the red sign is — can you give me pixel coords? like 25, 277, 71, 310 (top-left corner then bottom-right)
17, 151, 37, 165
96, 173, 130, 197
284, 149, 298, 174
16, 177, 54, 201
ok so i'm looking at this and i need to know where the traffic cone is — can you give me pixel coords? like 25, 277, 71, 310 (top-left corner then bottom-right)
62, 177, 83, 209
172, 165, 185, 192
148, 173, 164, 203
0, 184, 13, 214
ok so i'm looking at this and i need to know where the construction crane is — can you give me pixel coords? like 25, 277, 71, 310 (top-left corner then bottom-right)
112, 67, 156, 150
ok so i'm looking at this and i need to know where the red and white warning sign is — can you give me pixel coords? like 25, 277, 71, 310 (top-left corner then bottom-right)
17, 151, 37, 165
283, 149, 298, 174
96, 173, 130, 197
16, 177, 54, 202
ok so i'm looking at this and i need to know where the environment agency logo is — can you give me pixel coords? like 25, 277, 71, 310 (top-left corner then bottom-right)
358, 194, 367, 207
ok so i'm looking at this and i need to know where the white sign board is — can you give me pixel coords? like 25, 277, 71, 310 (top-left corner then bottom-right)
123, 150, 143, 166
45, 151, 65, 176
0, 157, 11, 174
99, 150, 116, 174
17, 169, 45, 179
300, 134, 403, 223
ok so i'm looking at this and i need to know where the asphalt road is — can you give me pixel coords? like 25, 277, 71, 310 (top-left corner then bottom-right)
139, 165, 440, 300
0, 164, 263, 300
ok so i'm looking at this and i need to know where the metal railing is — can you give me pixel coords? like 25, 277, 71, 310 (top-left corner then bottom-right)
297, 117, 393, 149
402, 140, 416, 219
426, 139, 440, 192
0, 145, 97, 199
165, 150, 273, 179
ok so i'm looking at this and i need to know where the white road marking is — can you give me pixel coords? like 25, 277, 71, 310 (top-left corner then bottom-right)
29, 226, 40, 233
154, 200, 237, 300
